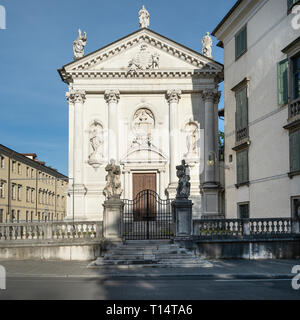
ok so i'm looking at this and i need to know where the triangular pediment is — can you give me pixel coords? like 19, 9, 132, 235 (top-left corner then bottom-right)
59, 29, 223, 81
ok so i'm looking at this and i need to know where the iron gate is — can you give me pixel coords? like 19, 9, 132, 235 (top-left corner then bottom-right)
122, 189, 174, 240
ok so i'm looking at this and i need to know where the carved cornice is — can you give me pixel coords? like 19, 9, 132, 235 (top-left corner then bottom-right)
61, 69, 220, 81
201, 89, 220, 103
104, 89, 120, 104
66, 90, 86, 104
166, 89, 182, 104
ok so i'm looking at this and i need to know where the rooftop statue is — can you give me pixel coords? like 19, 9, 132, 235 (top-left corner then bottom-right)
73, 29, 87, 60
202, 32, 213, 59
138, 5, 150, 29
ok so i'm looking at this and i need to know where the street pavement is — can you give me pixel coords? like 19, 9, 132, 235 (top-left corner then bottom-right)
0, 259, 300, 299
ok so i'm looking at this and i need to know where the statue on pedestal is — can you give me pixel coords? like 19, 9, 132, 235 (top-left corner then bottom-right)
103, 160, 122, 199
176, 160, 190, 199
73, 29, 87, 60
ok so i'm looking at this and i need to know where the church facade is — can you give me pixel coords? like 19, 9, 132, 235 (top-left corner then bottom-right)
58, 7, 224, 222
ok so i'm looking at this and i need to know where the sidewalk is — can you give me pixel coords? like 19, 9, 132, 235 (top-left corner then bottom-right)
0, 259, 299, 279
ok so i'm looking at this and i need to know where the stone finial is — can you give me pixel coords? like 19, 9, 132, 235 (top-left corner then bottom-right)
176, 160, 191, 199
103, 159, 123, 199
202, 32, 213, 59
138, 5, 150, 29
73, 29, 87, 60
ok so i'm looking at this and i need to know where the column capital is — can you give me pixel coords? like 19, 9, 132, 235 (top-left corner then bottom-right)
166, 89, 182, 104
104, 89, 120, 104
66, 90, 86, 104
201, 89, 220, 103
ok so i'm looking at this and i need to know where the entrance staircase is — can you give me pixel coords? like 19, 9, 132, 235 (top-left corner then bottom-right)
90, 240, 209, 267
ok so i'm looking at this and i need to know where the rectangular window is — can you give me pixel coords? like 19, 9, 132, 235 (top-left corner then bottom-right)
12, 161, 16, 173
31, 188, 35, 203
278, 59, 289, 105
238, 202, 249, 219
0, 155, 4, 169
292, 54, 300, 100
26, 187, 30, 202
17, 163, 21, 175
289, 129, 300, 173
26, 166, 29, 177
236, 149, 249, 185
31, 169, 34, 178
235, 25, 247, 59
17, 185, 22, 201
0, 181, 5, 198
12, 184, 16, 200
235, 86, 248, 141
0, 209, 3, 223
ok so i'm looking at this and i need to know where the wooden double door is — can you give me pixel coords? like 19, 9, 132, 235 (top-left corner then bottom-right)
132, 173, 156, 221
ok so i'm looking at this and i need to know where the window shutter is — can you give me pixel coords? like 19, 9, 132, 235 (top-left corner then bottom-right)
241, 87, 248, 129
241, 27, 246, 54
290, 130, 300, 172
277, 59, 289, 105
244, 149, 249, 182
237, 152, 242, 184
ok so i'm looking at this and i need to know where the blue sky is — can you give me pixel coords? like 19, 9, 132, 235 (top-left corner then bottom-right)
0, 0, 236, 176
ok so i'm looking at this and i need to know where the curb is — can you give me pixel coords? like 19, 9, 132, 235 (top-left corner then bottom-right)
5, 273, 294, 280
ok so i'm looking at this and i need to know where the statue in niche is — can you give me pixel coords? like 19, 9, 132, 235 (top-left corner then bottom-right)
138, 5, 150, 29
73, 29, 87, 60
176, 160, 190, 199
131, 108, 155, 148
103, 159, 122, 199
184, 122, 198, 158
202, 32, 213, 58
88, 121, 104, 168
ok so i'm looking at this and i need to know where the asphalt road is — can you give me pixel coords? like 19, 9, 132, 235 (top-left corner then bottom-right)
0, 276, 300, 300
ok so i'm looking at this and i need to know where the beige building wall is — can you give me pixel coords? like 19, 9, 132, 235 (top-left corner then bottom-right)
0, 145, 68, 223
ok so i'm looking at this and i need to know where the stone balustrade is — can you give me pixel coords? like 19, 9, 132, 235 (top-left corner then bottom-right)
194, 217, 298, 238
0, 221, 103, 242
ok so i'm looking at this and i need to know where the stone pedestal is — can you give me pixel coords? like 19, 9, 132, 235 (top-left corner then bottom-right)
172, 199, 193, 238
103, 198, 124, 241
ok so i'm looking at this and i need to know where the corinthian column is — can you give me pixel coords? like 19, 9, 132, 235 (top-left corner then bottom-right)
65, 89, 86, 221
201, 89, 221, 218
166, 89, 181, 195
66, 90, 86, 186
104, 90, 120, 162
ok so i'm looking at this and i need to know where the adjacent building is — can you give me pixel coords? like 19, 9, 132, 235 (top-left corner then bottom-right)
212, 0, 300, 218
0, 144, 68, 222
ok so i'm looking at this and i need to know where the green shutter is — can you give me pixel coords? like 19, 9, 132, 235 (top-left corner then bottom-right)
237, 149, 249, 184
236, 87, 248, 130
278, 59, 289, 105
290, 130, 300, 172
235, 26, 247, 59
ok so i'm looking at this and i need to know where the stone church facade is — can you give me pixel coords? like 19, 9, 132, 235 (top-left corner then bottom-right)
58, 9, 224, 222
